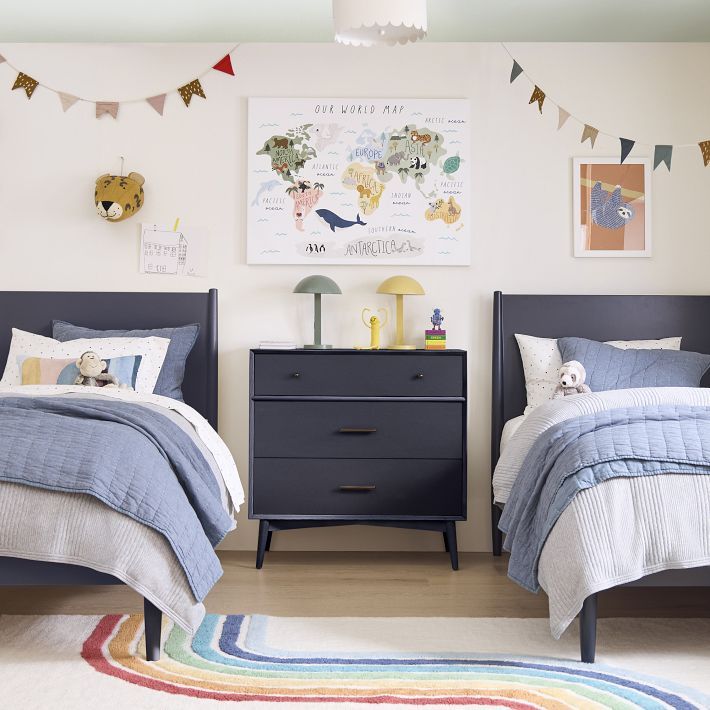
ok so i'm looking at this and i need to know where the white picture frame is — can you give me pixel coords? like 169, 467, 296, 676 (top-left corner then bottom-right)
573, 157, 652, 258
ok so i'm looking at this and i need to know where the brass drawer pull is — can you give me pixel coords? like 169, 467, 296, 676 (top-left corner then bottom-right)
291, 372, 301, 378
415, 373, 424, 379
339, 485, 376, 492
338, 427, 377, 434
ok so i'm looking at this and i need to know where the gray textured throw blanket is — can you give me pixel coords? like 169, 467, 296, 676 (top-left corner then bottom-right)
500, 404, 710, 592
0, 395, 232, 601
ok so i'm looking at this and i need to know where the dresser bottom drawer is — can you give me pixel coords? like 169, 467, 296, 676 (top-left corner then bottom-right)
251, 459, 463, 518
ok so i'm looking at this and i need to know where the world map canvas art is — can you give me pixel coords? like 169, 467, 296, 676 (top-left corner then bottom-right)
247, 98, 470, 265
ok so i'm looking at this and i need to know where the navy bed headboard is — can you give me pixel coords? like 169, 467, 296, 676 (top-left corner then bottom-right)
0, 290, 218, 430
491, 292, 710, 469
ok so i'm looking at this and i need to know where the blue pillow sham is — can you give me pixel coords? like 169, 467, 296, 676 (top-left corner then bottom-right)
52, 321, 199, 401
558, 336, 710, 392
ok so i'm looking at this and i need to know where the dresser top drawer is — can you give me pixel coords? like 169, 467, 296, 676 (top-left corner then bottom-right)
251, 350, 465, 398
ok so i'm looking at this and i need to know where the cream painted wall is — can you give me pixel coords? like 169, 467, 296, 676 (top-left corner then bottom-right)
1, 42, 709, 552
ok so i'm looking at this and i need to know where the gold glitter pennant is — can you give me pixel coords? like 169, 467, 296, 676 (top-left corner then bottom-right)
528, 85, 545, 114
700, 141, 710, 167
178, 78, 206, 107
12, 72, 38, 99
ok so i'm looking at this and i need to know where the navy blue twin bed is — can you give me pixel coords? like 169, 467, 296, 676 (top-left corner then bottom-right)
491, 292, 710, 662
0, 290, 221, 661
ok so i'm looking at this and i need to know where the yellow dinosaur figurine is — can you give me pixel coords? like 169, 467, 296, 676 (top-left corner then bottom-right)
356, 307, 388, 350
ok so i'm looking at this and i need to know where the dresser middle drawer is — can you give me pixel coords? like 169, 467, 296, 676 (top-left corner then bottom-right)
252, 401, 463, 459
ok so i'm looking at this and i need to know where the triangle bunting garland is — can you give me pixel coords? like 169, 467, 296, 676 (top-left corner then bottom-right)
0, 45, 237, 118
178, 78, 206, 107
653, 145, 673, 172
213, 54, 235, 76
529, 85, 545, 113
619, 137, 635, 164
146, 94, 167, 115
557, 107, 571, 131
58, 92, 79, 112
12, 72, 38, 99
510, 60, 523, 83
581, 124, 599, 148
96, 101, 119, 119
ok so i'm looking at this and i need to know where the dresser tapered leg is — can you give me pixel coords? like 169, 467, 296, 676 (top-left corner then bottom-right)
443, 531, 450, 552
256, 520, 270, 569
444, 522, 459, 570
265, 530, 273, 551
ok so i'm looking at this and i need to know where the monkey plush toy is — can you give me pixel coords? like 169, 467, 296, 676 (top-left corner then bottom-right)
74, 351, 120, 388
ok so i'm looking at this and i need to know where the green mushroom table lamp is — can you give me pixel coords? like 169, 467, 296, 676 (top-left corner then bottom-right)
294, 275, 342, 349
376, 275, 425, 350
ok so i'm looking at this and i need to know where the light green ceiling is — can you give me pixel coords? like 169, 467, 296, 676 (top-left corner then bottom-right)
2, 0, 710, 42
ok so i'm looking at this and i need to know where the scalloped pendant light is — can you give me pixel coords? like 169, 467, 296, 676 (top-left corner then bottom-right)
333, 0, 427, 47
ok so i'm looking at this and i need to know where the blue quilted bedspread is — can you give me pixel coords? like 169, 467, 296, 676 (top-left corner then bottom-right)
0, 395, 232, 601
500, 405, 710, 592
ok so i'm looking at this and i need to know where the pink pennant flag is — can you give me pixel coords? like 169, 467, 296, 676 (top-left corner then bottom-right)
146, 94, 166, 115
96, 101, 119, 119
557, 107, 571, 131
58, 92, 79, 113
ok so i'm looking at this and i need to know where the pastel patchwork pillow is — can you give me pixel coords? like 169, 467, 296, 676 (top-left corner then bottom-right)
515, 334, 682, 413
20, 354, 143, 388
52, 321, 199, 402
1, 329, 170, 395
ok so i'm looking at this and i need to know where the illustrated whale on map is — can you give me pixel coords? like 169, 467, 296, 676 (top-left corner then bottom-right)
316, 209, 366, 232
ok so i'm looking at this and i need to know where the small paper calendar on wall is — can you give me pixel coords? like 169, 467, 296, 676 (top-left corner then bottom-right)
247, 98, 470, 265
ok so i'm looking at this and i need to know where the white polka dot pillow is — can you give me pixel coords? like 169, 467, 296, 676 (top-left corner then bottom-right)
515, 334, 682, 414
0, 328, 170, 395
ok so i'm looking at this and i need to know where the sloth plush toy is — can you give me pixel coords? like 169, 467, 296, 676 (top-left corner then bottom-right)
553, 360, 592, 398
73, 351, 120, 388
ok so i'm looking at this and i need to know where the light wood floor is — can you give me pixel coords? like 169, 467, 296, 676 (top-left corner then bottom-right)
1, 552, 708, 618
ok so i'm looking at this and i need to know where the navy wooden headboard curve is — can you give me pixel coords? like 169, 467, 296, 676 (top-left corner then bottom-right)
491, 291, 710, 472
0, 290, 218, 430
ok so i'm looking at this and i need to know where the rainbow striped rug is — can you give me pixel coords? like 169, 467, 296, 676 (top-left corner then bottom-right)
75, 613, 710, 708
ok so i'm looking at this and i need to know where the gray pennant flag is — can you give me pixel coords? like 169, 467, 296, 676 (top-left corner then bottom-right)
619, 137, 635, 164
510, 60, 523, 83
654, 145, 673, 172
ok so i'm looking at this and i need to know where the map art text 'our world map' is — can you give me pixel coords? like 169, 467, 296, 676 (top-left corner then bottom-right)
247, 98, 470, 265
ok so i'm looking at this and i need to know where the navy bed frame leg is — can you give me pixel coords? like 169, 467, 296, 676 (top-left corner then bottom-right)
256, 519, 270, 569
143, 598, 162, 662
492, 504, 503, 556
444, 521, 459, 571
579, 593, 598, 663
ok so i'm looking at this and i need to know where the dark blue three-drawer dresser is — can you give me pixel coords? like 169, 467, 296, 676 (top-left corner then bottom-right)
249, 349, 467, 569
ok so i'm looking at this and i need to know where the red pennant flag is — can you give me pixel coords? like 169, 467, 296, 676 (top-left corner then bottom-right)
213, 54, 235, 76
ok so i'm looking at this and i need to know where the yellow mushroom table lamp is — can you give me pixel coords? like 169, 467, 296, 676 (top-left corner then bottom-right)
376, 275, 425, 350
294, 275, 342, 349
